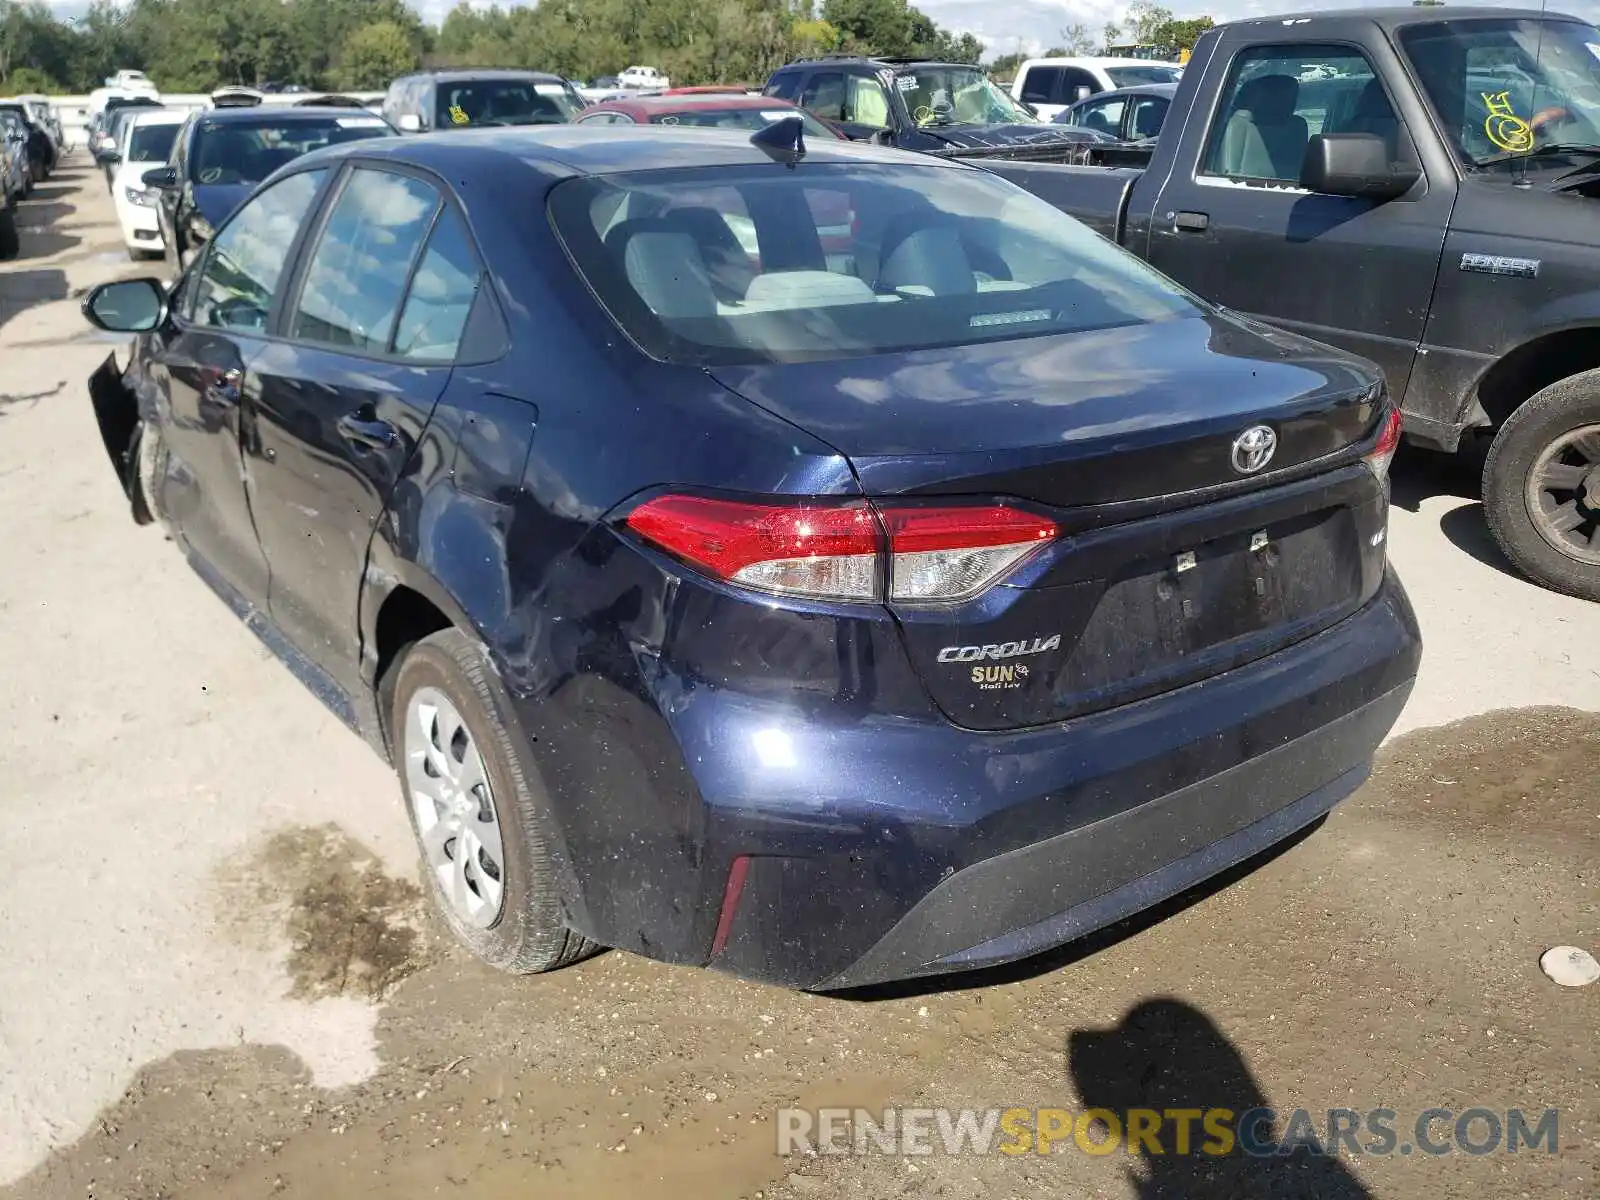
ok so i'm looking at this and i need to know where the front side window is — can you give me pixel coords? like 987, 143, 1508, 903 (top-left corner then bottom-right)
1202, 44, 1393, 184
800, 72, 847, 121
190, 116, 394, 186
549, 162, 1198, 367
898, 67, 1037, 126
290, 168, 440, 353
194, 170, 327, 332
1401, 17, 1600, 170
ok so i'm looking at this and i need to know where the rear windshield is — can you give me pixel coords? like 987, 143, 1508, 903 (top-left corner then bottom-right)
548, 161, 1197, 367
189, 116, 393, 184
437, 80, 582, 127
128, 122, 179, 162
649, 107, 837, 139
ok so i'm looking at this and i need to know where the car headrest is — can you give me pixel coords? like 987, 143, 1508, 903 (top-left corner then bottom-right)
879, 223, 976, 297
1237, 74, 1300, 124
607, 217, 717, 319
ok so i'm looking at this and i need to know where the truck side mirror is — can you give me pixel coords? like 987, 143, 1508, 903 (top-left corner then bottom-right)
1300, 133, 1420, 201
397, 113, 422, 132
1073, 86, 1092, 103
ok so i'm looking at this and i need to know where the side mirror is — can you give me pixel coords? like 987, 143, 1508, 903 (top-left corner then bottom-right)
104, 150, 121, 164
1073, 86, 1093, 103
397, 113, 422, 132
141, 165, 178, 190
82, 278, 168, 332
1300, 133, 1420, 201
871, 128, 894, 146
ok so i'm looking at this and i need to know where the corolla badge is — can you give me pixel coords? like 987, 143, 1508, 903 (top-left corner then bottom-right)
1231, 425, 1278, 475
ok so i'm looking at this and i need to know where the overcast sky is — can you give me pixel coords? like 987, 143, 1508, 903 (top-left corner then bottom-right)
44, 0, 1600, 62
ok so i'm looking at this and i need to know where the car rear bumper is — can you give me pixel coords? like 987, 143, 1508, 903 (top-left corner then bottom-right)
658, 569, 1419, 990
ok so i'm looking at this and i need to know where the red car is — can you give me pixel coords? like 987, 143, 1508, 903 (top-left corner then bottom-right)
573, 93, 843, 139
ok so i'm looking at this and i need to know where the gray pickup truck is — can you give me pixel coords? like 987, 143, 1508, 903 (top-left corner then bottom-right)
988, 5, 1600, 601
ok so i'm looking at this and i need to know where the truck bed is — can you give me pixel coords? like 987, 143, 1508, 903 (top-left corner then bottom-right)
980, 161, 1145, 244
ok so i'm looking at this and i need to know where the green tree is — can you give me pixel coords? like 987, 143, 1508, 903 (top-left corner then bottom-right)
340, 19, 418, 88
1151, 15, 1214, 52
1102, 21, 1122, 51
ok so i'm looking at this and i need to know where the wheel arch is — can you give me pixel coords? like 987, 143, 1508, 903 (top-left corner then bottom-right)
1473, 324, 1600, 434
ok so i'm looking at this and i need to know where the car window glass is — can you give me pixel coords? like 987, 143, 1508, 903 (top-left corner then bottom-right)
127, 122, 179, 162
800, 72, 846, 122
393, 205, 482, 361
193, 169, 326, 333
1077, 97, 1128, 135
846, 77, 891, 128
290, 168, 440, 353
551, 162, 1198, 367
1020, 66, 1061, 104
1202, 44, 1393, 183
766, 73, 802, 103
1130, 96, 1169, 139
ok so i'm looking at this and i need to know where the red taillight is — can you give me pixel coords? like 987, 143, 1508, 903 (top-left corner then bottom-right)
625, 495, 881, 600
624, 495, 1058, 604
1364, 408, 1403, 482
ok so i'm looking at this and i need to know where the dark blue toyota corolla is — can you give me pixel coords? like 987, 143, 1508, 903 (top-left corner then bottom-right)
81, 123, 1420, 991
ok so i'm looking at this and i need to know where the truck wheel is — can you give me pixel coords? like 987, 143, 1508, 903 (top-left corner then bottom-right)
0, 206, 18, 261
1483, 369, 1600, 602
388, 628, 600, 974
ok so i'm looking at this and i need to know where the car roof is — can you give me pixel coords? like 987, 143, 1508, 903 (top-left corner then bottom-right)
195, 105, 383, 124
298, 123, 969, 181
1239, 4, 1573, 29
128, 108, 187, 126
775, 56, 973, 71
401, 69, 569, 84
1022, 56, 1177, 69
1073, 82, 1179, 101
590, 94, 797, 114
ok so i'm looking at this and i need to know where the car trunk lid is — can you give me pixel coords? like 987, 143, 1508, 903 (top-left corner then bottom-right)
709, 314, 1392, 731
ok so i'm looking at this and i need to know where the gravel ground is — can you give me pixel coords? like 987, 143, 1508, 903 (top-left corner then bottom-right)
1, 161, 1595, 1200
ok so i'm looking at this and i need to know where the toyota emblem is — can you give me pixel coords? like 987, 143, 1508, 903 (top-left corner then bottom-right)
1231, 425, 1278, 474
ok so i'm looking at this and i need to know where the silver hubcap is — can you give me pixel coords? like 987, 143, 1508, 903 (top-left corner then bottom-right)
1525, 423, 1600, 565
404, 687, 506, 929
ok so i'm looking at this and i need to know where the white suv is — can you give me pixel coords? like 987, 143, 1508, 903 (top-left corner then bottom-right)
1010, 57, 1181, 121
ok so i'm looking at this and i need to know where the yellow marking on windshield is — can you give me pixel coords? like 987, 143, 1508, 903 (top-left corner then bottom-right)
449, 104, 470, 126
1482, 90, 1533, 152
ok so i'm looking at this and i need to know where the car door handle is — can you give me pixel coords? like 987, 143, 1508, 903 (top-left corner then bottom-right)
336, 411, 400, 451
1173, 211, 1210, 232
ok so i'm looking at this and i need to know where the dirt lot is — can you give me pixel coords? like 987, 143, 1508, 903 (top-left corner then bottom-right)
1, 161, 1595, 1200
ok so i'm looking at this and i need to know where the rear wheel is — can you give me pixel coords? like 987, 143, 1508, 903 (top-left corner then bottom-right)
1483, 369, 1600, 602
0, 205, 18, 261
388, 628, 600, 973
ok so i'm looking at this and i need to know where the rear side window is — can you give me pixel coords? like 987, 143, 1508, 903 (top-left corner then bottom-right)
393, 205, 482, 361
765, 72, 802, 102
549, 162, 1198, 367
289, 168, 440, 352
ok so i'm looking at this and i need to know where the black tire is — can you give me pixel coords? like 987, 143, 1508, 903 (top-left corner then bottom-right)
1483, 369, 1600, 602
0, 206, 18, 261
388, 628, 600, 973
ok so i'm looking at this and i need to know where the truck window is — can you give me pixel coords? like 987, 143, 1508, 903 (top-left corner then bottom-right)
801, 73, 847, 122
1019, 66, 1062, 104
1400, 17, 1600, 168
1201, 44, 1398, 184
846, 77, 891, 128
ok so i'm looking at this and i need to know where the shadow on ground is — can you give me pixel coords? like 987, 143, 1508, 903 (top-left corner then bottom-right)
1070, 999, 1372, 1199
1388, 444, 1528, 582
0, 267, 69, 331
